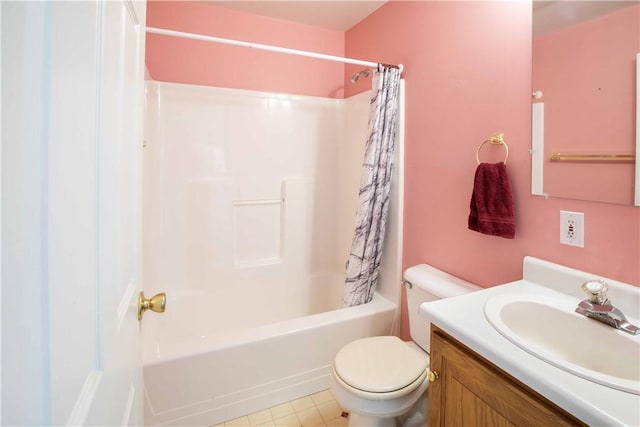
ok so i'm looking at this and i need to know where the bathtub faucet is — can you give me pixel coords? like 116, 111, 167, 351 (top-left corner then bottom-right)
575, 280, 640, 335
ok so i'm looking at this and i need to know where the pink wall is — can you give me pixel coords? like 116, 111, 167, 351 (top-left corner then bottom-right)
145, 1, 345, 98
533, 5, 638, 204
345, 1, 639, 339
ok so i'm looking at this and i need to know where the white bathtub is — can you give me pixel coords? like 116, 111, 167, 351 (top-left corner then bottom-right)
142, 276, 397, 426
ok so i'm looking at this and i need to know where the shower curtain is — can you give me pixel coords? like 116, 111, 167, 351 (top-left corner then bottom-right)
342, 65, 401, 307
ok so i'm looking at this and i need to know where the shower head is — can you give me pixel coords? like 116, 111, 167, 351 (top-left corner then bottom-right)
350, 68, 371, 83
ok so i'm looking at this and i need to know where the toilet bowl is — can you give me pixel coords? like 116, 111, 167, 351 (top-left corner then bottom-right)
330, 336, 430, 427
330, 264, 480, 427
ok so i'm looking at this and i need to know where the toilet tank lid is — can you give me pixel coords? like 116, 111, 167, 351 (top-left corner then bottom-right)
403, 264, 480, 297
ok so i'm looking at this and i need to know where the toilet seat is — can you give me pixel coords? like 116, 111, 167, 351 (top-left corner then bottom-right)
333, 336, 429, 400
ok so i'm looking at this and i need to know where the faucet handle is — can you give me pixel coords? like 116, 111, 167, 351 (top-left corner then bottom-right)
581, 280, 609, 304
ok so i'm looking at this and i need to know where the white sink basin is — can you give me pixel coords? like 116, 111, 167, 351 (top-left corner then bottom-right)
484, 294, 640, 395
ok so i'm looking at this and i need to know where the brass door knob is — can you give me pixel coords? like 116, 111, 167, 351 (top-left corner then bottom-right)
428, 370, 439, 382
138, 291, 166, 320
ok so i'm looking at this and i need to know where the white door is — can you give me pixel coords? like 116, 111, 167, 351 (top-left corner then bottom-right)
1, 1, 147, 425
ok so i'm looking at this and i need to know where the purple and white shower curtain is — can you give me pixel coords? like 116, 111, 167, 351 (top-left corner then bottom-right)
342, 65, 401, 307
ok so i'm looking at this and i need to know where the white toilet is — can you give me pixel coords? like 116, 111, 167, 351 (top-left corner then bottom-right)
330, 264, 480, 427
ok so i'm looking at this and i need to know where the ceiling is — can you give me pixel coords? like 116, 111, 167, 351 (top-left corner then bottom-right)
203, 1, 387, 31
533, 1, 638, 36
204, 1, 638, 35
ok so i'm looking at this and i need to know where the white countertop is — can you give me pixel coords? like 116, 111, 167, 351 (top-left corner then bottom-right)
419, 257, 640, 427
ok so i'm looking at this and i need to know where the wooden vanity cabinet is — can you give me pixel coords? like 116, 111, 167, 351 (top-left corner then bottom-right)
428, 326, 586, 427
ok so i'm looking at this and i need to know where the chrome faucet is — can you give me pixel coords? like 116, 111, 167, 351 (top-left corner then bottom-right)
575, 280, 640, 335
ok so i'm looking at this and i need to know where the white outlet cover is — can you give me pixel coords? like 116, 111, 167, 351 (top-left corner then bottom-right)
560, 210, 584, 247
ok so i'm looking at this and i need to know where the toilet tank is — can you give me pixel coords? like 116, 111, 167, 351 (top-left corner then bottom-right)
404, 264, 481, 352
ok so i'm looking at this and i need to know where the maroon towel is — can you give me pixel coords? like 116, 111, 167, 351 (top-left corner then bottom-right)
468, 162, 515, 239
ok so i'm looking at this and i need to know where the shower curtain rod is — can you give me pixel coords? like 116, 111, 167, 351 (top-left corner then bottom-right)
146, 27, 404, 73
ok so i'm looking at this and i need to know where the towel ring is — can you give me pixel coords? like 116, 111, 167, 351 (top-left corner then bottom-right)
476, 133, 509, 164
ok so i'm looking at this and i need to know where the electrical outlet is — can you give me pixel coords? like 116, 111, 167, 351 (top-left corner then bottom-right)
560, 210, 584, 247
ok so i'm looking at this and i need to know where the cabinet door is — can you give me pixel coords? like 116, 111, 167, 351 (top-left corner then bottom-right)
428, 328, 585, 427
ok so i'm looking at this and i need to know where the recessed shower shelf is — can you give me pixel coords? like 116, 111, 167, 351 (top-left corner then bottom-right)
232, 198, 284, 206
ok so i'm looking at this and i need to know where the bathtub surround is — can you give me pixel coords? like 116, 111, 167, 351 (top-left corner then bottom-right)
343, 65, 401, 307
142, 82, 403, 426
142, 82, 402, 305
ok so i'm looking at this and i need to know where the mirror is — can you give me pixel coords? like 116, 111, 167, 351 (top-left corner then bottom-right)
531, 1, 640, 205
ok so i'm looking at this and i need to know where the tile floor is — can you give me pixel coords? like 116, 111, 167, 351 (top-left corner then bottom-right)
213, 389, 349, 427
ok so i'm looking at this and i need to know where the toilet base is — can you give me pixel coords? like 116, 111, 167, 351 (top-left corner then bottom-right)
348, 412, 396, 427
397, 390, 427, 427
346, 388, 428, 427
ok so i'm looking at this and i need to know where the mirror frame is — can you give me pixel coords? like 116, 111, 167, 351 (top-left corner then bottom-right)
635, 53, 640, 206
